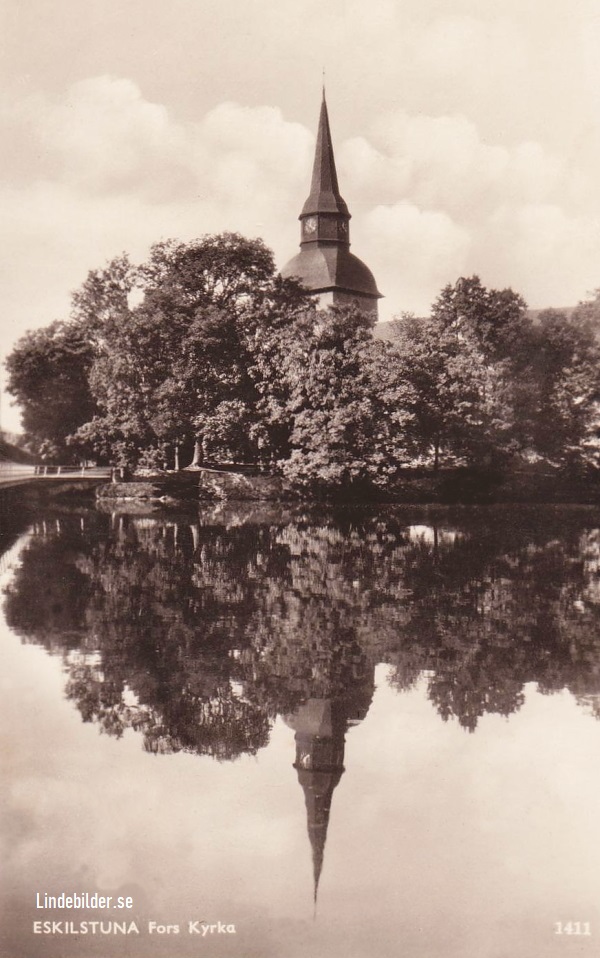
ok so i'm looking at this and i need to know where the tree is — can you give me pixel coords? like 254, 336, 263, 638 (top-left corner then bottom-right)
571, 289, 600, 333
75, 302, 176, 467
424, 277, 533, 467
526, 309, 600, 467
139, 232, 277, 317
6, 233, 307, 468
5, 253, 139, 462
169, 305, 262, 466
76, 234, 310, 468
390, 312, 517, 470
5, 320, 99, 461
70, 253, 138, 333
430, 275, 532, 364
274, 305, 417, 492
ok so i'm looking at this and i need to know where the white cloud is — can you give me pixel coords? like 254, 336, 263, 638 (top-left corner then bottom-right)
1, 77, 312, 207
202, 101, 311, 184
38, 76, 185, 189
342, 110, 586, 219
338, 106, 600, 316
481, 203, 600, 306
413, 14, 527, 81
0, 79, 313, 363
364, 201, 471, 315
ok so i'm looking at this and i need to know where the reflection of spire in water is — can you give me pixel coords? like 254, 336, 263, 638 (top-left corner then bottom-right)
285, 678, 374, 909
291, 700, 345, 906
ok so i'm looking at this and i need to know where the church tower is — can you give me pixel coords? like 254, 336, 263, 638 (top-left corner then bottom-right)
281, 92, 382, 317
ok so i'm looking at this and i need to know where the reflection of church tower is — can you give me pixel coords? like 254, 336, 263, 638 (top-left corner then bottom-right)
287, 699, 345, 904
281, 92, 382, 317
285, 676, 374, 905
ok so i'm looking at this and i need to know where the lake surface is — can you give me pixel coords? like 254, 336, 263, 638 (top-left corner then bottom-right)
2, 500, 600, 958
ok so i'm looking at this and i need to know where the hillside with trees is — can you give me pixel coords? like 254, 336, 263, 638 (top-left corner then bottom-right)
6, 233, 600, 495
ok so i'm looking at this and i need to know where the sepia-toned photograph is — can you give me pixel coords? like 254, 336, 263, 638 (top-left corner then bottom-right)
2, 1, 600, 956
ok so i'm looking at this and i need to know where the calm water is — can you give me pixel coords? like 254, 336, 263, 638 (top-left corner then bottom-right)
2, 501, 600, 958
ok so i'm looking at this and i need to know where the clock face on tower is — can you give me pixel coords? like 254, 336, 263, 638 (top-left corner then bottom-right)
304, 216, 317, 234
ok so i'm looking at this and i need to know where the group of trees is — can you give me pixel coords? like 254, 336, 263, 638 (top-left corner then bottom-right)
6, 233, 600, 491
393, 278, 600, 472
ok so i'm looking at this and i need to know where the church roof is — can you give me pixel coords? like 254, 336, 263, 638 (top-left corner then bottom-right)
301, 92, 349, 218
281, 245, 381, 300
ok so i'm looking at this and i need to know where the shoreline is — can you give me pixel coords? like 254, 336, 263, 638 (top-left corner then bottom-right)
3, 465, 600, 508
94, 467, 600, 507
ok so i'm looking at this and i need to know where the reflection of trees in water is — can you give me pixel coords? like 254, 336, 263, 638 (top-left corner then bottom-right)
0, 493, 34, 577
5, 506, 600, 750
396, 517, 600, 729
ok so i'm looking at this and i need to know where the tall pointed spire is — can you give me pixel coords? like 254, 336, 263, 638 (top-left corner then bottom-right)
301, 91, 349, 218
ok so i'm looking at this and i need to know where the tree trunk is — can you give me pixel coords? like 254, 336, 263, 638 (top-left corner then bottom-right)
191, 438, 203, 468
190, 523, 200, 552
174, 443, 181, 471
433, 438, 440, 472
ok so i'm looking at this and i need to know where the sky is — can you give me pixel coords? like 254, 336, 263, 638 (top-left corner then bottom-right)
2, 0, 600, 431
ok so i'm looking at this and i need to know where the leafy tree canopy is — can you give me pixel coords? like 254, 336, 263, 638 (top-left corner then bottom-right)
430, 275, 532, 364
5, 320, 99, 461
7, 251, 600, 484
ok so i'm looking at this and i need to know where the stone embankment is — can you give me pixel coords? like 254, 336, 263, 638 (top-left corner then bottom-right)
96, 469, 292, 503
95, 466, 600, 506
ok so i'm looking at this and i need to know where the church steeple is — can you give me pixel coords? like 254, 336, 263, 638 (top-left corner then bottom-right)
301, 92, 349, 223
299, 92, 350, 248
281, 92, 382, 316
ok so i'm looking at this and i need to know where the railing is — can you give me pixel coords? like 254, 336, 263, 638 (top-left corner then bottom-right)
0, 462, 112, 486
0, 462, 37, 479
31, 465, 112, 478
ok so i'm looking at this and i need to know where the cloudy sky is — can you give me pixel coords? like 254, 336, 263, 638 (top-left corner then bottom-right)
2, 0, 600, 430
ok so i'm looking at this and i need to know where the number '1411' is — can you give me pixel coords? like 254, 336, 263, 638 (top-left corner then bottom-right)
554, 922, 591, 936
